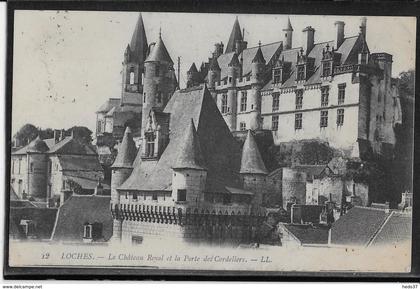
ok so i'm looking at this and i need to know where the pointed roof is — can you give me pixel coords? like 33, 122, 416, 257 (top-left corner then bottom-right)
228, 53, 240, 67
225, 17, 243, 54
284, 17, 293, 31
129, 13, 148, 63
111, 127, 137, 168
188, 63, 198, 73
209, 57, 221, 71
240, 130, 267, 174
145, 33, 173, 64
13, 136, 49, 154
252, 44, 266, 63
173, 119, 206, 170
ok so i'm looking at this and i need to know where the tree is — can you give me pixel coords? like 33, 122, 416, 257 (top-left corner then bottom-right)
398, 70, 415, 99
13, 124, 38, 147
294, 141, 334, 165
66, 126, 93, 144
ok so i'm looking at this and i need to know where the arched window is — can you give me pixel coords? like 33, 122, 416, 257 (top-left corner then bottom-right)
129, 71, 135, 85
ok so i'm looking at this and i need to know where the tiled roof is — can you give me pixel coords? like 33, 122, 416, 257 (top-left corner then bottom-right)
63, 173, 109, 190
225, 17, 243, 54
105, 106, 116, 117
12, 136, 49, 155
173, 119, 206, 170
252, 46, 266, 63
58, 155, 103, 172
262, 35, 361, 90
9, 207, 58, 240
225, 186, 254, 196
96, 98, 120, 113
51, 195, 113, 241
145, 35, 173, 64
188, 63, 198, 73
240, 130, 268, 174
119, 86, 242, 192
330, 206, 390, 246
10, 186, 19, 201
129, 13, 148, 63
282, 223, 329, 245
111, 127, 137, 168
218, 41, 282, 79
48, 137, 97, 155
369, 211, 412, 247
291, 164, 328, 179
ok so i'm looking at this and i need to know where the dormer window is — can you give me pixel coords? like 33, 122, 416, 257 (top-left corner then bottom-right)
322, 62, 332, 77
321, 43, 340, 78
129, 70, 135, 85
83, 223, 92, 239
145, 133, 155, 157
273, 68, 281, 84
297, 65, 305, 81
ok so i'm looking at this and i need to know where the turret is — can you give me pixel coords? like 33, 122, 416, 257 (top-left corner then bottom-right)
142, 30, 176, 139
248, 42, 266, 130
207, 57, 221, 89
171, 119, 207, 205
283, 17, 293, 50
251, 41, 266, 83
26, 136, 49, 202
121, 13, 148, 105
240, 130, 268, 206
225, 53, 240, 131
225, 17, 243, 54
186, 63, 199, 88
110, 127, 137, 242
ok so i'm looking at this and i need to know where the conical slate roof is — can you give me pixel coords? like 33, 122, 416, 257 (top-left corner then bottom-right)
209, 57, 221, 71
129, 13, 148, 63
173, 119, 206, 170
284, 17, 293, 31
225, 17, 243, 54
111, 127, 137, 168
252, 45, 266, 63
240, 130, 267, 174
228, 53, 240, 67
188, 63, 198, 73
145, 33, 173, 64
26, 136, 49, 153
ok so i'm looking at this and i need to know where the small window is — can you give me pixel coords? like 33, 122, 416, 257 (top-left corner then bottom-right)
322, 61, 331, 77
125, 192, 128, 199
295, 90, 303, 110
155, 65, 160, 77
30, 163, 34, 172
295, 113, 302, 130
221, 94, 228, 114
321, 86, 329, 107
240, 122, 246, 131
143, 93, 146, 103
272, 92, 280, 111
11, 160, 14, 174
297, 65, 305, 81
240, 91, 247, 112
229, 77, 232, 83
177, 189, 187, 202
152, 193, 158, 201
62, 180, 66, 190
83, 223, 92, 239
272, 115, 279, 131
338, 83, 346, 104
133, 193, 138, 200
144, 194, 146, 200
320, 110, 328, 128
273, 68, 281, 84
337, 109, 344, 126
157, 92, 162, 103
132, 236, 143, 245
129, 71, 135, 85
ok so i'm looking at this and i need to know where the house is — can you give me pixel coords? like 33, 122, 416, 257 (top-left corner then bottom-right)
10, 130, 107, 207
277, 223, 330, 247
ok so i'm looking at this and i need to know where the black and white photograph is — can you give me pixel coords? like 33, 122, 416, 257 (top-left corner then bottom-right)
5, 5, 416, 278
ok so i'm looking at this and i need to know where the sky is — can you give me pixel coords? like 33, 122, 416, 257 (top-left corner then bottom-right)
12, 11, 416, 135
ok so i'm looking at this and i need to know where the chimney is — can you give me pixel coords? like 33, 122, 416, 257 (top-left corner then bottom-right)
94, 179, 104, 196
54, 130, 60, 144
60, 129, 66, 141
360, 17, 367, 39
302, 26, 315, 55
148, 42, 156, 56
334, 21, 345, 49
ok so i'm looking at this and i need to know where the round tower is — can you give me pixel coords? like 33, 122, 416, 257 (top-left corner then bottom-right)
142, 31, 176, 137
240, 130, 268, 206
225, 53, 240, 131
171, 119, 207, 207
110, 127, 137, 241
249, 43, 266, 130
26, 136, 49, 202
